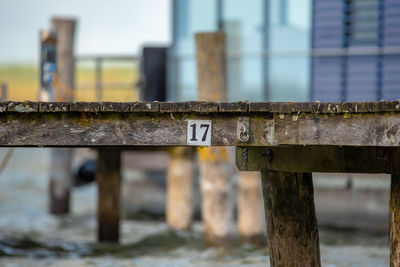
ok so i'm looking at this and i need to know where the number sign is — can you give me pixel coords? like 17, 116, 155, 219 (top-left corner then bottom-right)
187, 120, 212, 146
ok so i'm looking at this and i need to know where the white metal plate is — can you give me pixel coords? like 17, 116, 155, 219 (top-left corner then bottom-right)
187, 120, 212, 146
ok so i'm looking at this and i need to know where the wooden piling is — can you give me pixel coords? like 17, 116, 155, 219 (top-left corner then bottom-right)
0, 83, 8, 102
97, 149, 121, 243
166, 147, 195, 230
391, 174, 400, 266
195, 32, 233, 245
51, 18, 76, 95
95, 58, 102, 102
238, 171, 266, 246
49, 150, 72, 214
261, 171, 321, 267
47, 18, 76, 214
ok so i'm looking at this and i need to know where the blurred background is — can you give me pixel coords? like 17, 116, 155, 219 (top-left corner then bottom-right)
0, 0, 398, 266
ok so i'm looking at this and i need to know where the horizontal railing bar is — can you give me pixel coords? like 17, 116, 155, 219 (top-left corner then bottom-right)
76, 54, 140, 61
170, 46, 400, 60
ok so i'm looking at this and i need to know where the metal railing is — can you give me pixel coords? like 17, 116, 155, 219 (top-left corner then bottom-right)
170, 46, 400, 60
75, 54, 141, 102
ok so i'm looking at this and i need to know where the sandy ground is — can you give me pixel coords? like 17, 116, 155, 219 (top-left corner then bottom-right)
0, 148, 390, 266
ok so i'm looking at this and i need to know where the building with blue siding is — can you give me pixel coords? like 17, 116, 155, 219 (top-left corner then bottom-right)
312, 0, 400, 101
169, 0, 399, 102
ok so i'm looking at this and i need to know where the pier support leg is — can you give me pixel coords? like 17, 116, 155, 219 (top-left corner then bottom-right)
166, 147, 195, 230
97, 149, 121, 243
391, 174, 400, 266
238, 171, 266, 246
199, 147, 233, 245
261, 171, 321, 267
49, 148, 72, 214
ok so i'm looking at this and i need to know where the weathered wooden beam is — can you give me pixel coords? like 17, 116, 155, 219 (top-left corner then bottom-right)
97, 148, 121, 243
2, 101, 400, 147
262, 171, 321, 267
237, 146, 400, 173
4, 100, 400, 114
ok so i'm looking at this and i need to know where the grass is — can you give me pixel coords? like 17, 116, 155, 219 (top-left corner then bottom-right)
0, 63, 139, 102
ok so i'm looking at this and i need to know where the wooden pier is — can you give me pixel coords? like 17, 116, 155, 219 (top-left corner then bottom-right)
2, 100, 400, 266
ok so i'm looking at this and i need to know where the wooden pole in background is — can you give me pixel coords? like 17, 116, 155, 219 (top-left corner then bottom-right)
1, 83, 8, 102
95, 57, 103, 102
166, 147, 195, 230
195, 32, 233, 245
52, 18, 76, 95
238, 171, 266, 246
262, 171, 321, 267
97, 149, 121, 242
48, 18, 76, 214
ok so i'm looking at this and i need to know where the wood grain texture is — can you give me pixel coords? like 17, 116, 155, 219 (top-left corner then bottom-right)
391, 174, 400, 267
273, 113, 400, 146
236, 146, 400, 173
97, 148, 121, 243
262, 171, 321, 267
2, 101, 400, 147
4, 100, 400, 113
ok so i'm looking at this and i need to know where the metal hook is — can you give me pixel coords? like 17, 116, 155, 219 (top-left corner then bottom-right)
239, 124, 249, 142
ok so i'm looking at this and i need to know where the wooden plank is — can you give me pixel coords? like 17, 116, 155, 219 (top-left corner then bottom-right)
2, 101, 400, 147
4, 100, 400, 113
262, 171, 321, 267
272, 113, 400, 147
236, 146, 400, 173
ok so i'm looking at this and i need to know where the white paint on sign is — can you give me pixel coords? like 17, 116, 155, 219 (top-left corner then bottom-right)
187, 120, 212, 146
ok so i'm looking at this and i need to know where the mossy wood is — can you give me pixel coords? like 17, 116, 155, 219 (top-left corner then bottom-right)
97, 148, 121, 243
262, 171, 321, 267
2, 101, 400, 147
237, 146, 400, 173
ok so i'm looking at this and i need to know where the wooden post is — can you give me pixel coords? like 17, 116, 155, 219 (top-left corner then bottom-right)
166, 147, 195, 230
97, 149, 121, 242
47, 18, 76, 214
1, 83, 8, 101
195, 32, 233, 245
261, 171, 321, 267
238, 171, 266, 246
52, 18, 76, 96
95, 57, 102, 102
391, 174, 400, 266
